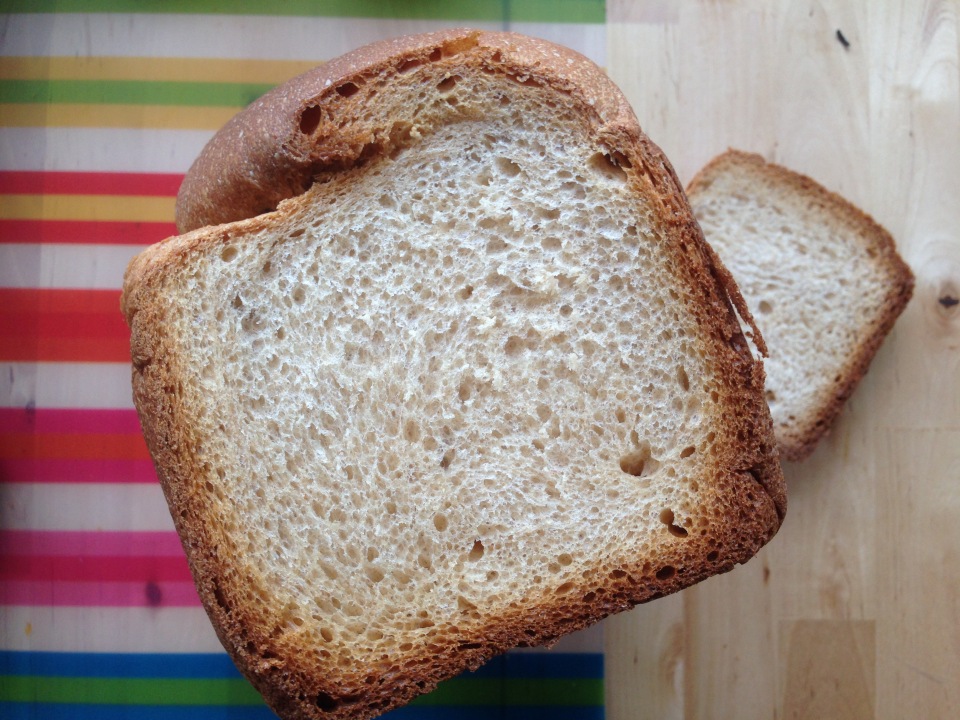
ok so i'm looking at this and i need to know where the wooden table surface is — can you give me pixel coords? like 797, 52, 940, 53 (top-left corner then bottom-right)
602, 2, 959, 718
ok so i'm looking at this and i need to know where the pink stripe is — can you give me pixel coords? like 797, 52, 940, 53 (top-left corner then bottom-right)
0, 580, 201, 607
0, 408, 142, 435
0, 530, 183, 557
0, 458, 157, 483
0, 171, 183, 197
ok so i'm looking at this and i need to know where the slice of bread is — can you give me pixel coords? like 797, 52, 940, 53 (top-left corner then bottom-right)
123, 30, 785, 720
687, 150, 914, 461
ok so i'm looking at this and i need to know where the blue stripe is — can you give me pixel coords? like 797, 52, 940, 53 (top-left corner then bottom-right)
0, 703, 277, 720
0, 651, 603, 681
1, 703, 604, 720
0, 652, 243, 680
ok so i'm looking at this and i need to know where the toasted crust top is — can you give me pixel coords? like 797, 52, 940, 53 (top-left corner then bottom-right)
128, 32, 787, 720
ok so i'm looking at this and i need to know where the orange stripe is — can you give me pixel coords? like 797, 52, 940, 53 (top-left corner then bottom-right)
0, 433, 150, 461
0, 193, 174, 222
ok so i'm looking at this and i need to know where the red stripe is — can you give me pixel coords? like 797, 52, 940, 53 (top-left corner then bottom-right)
0, 219, 177, 245
0, 171, 183, 197
0, 554, 192, 583
0, 580, 201, 607
0, 408, 142, 435
0, 458, 157, 483
0, 288, 129, 363
0, 530, 182, 557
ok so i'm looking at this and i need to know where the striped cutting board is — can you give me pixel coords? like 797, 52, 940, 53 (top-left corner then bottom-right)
0, 2, 607, 718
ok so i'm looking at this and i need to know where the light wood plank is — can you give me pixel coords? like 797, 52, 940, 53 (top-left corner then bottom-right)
605, 1, 960, 717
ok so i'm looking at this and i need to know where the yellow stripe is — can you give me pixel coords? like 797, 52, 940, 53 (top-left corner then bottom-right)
0, 103, 234, 130
0, 194, 175, 223
0, 56, 323, 84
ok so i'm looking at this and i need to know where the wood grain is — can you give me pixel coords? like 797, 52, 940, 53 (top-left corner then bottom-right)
604, 1, 960, 718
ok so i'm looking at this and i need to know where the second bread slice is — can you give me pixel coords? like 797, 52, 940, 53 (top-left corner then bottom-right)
688, 150, 914, 461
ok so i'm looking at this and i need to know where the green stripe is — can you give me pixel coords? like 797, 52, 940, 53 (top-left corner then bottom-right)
0, 675, 602, 707
0, 0, 604, 23
0, 676, 264, 706
0, 79, 273, 108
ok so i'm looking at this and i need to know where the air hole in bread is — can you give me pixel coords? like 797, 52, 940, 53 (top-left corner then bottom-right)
619, 444, 659, 478
397, 58, 422, 74
365, 566, 385, 583
656, 565, 676, 580
298, 105, 321, 135
765, 389, 777, 403
468, 539, 485, 561
428, 47, 443, 62
439, 449, 455, 469
659, 509, 689, 538
588, 152, 628, 183
758, 300, 773, 315
220, 246, 238, 262
680, 446, 696, 459
677, 365, 690, 392
556, 582, 574, 594
335, 82, 360, 98
315, 691, 339, 711
433, 513, 448, 532
540, 236, 562, 251
494, 157, 522, 177
455, 285, 473, 301
212, 581, 231, 614
437, 75, 460, 93
504, 335, 525, 357
403, 420, 420, 442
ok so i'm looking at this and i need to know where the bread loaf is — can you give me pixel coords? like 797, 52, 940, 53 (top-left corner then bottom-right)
123, 30, 785, 720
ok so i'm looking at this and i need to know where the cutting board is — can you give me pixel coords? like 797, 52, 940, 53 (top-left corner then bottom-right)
604, 1, 960, 718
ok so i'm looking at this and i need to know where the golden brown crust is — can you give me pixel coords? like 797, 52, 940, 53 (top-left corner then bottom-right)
177, 28, 631, 234
129, 32, 786, 720
688, 150, 915, 462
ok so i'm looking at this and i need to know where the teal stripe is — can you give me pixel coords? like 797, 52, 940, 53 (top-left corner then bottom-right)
0, 79, 273, 108
0, 0, 605, 24
0, 674, 602, 707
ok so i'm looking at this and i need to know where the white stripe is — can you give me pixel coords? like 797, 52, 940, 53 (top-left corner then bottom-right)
2, 606, 224, 652
1, 604, 600, 654
0, 127, 212, 173
0, 482, 174, 531
0, 244, 142, 290
0, 14, 603, 65
0, 362, 134, 409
